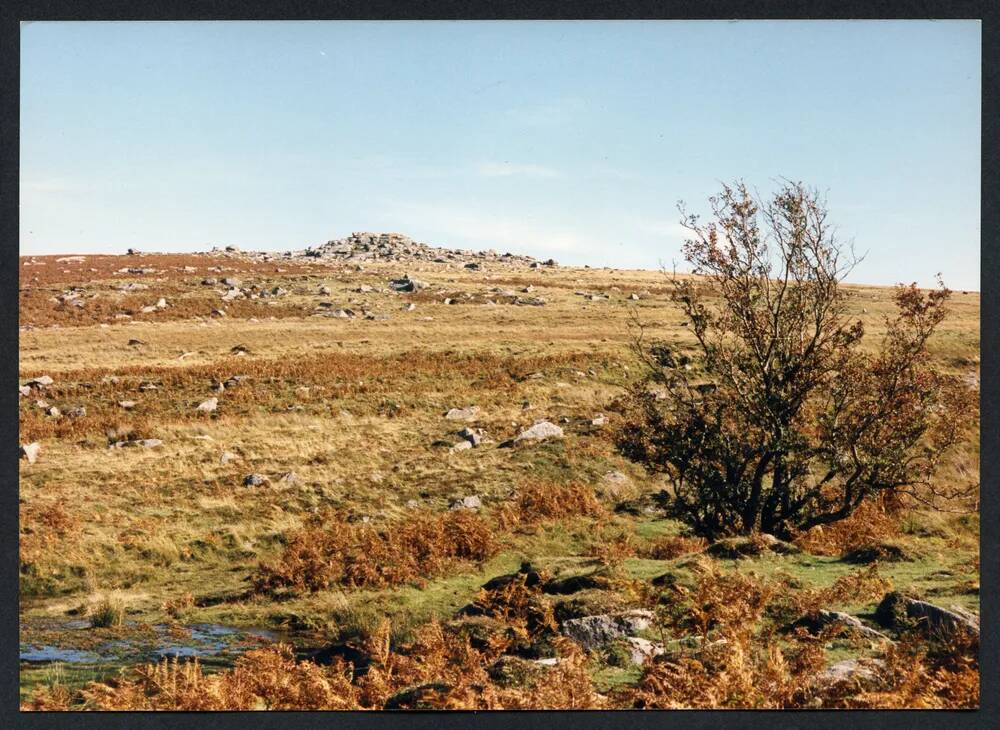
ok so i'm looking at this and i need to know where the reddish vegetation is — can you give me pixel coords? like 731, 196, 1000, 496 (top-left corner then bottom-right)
254, 480, 606, 594
24, 568, 978, 710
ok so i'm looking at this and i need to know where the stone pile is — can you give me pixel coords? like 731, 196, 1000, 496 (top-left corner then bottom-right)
300, 231, 545, 267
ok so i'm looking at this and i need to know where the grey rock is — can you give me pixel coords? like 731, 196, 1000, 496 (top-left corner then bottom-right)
602, 471, 630, 487
450, 440, 473, 453
458, 427, 485, 446
196, 397, 219, 413
514, 420, 564, 442
450, 495, 483, 510
24, 375, 54, 389
799, 609, 892, 641
118, 400, 137, 410
561, 610, 655, 652
242, 473, 269, 487
20, 442, 41, 464
874, 592, 979, 639
445, 406, 481, 421
391, 276, 428, 292
66, 406, 87, 418
622, 637, 665, 666
814, 658, 885, 690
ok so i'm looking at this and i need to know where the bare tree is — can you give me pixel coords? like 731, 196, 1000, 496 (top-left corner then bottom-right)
617, 181, 976, 539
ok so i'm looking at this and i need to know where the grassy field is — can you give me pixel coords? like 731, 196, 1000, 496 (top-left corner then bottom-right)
19, 252, 980, 709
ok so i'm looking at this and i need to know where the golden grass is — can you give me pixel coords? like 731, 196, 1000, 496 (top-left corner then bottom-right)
18, 252, 980, 710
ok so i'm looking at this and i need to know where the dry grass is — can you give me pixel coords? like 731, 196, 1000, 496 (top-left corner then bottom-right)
19, 251, 979, 710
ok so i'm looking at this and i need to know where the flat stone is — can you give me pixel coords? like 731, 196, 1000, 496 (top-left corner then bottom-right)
445, 406, 480, 421
514, 420, 564, 442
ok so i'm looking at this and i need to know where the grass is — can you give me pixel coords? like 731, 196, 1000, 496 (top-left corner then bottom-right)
19, 252, 979, 709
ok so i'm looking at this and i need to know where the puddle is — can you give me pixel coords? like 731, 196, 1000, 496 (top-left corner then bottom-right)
20, 646, 104, 664
20, 621, 289, 666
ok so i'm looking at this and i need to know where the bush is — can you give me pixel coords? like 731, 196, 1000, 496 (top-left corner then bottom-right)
618, 181, 975, 539
88, 594, 126, 628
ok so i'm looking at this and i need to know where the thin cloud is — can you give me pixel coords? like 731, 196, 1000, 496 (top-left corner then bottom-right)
477, 162, 562, 179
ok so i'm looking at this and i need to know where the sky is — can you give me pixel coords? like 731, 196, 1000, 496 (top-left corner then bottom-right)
20, 20, 981, 289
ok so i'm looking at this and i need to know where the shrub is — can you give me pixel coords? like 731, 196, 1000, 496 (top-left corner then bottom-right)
618, 180, 976, 539
88, 594, 126, 628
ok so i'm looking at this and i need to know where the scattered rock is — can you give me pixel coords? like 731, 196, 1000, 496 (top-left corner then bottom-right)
602, 471, 630, 487
450, 495, 483, 510
242, 474, 269, 487
66, 406, 87, 418
814, 658, 886, 691
450, 441, 473, 453
457, 427, 485, 446
118, 400, 137, 410
220, 451, 240, 465
874, 592, 979, 639
789, 609, 892, 641
560, 610, 654, 652
514, 420, 564, 443
591, 414, 607, 426
390, 276, 428, 293
445, 406, 480, 421
221, 277, 242, 287
24, 375, 54, 389
46, 406, 61, 417
196, 397, 219, 413
20, 442, 41, 464
621, 637, 665, 666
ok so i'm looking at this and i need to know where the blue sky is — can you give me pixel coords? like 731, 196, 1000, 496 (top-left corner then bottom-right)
21, 20, 980, 289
